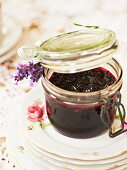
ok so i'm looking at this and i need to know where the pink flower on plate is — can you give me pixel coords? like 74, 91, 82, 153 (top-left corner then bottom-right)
17, 146, 24, 153
27, 104, 44, 122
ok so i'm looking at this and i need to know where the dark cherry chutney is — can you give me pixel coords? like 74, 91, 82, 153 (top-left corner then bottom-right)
44, 67, 116, 138
49, 67, 115, 92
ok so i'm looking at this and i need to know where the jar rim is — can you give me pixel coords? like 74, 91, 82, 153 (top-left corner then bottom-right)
42, 58, 122, 104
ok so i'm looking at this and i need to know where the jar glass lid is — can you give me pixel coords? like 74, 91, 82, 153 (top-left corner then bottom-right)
18, 28, 118, 73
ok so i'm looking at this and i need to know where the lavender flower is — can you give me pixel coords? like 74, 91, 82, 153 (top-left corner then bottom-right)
12, 61, 43, 86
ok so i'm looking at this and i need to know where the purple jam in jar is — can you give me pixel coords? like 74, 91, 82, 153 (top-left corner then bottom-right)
44, 67, 116, 138
49, 67, 115, 92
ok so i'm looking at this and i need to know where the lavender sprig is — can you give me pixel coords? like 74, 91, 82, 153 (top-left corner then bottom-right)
12, 61, 43, 86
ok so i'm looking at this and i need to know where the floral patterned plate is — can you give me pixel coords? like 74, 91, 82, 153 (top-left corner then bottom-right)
8, 149, 127, 170
6, 110, 68, 170
22, 133, 127, 170
20, 83, 127, 161
23, 132, 127, 166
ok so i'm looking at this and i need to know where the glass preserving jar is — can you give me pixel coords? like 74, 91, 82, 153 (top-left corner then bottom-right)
19, 28, 127, 139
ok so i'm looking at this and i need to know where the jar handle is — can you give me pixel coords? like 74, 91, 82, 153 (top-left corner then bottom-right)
100, 91, 127, 138
18, 45, 39, 59
17, 40, 43, 62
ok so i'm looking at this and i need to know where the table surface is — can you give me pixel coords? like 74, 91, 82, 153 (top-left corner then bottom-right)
1, 0, 127, 169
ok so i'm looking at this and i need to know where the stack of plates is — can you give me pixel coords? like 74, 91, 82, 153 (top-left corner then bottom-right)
0, 14, 22, 63
7, 84, 127, 170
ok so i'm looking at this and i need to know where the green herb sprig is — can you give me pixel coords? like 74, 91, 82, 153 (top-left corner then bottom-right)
74, 23, 99, 29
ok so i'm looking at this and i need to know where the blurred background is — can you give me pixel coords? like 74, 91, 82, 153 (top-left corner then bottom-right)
0, 0, 127, 169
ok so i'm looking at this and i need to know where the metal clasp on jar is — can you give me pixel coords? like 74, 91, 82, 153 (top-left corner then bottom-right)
100, 91, 127, 138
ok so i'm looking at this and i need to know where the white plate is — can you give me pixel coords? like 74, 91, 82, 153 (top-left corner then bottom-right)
21, 84, 127, 161
23, 134, 127, 166
7, 118, 50, 170
8, 147, 127, 170
0, 14, 22, 57
22, 134, 127, 170
7, 114, 68, 170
